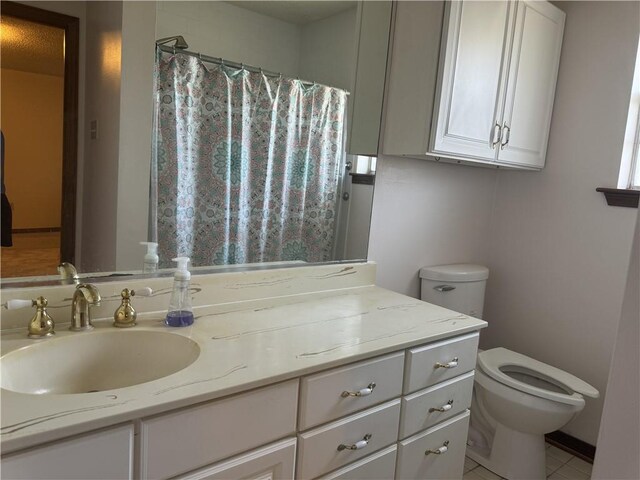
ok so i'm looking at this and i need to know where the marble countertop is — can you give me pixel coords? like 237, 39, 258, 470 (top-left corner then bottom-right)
1, 285, 486, 454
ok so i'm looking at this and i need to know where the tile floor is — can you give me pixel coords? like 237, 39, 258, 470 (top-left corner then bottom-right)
464, 443, 593, 480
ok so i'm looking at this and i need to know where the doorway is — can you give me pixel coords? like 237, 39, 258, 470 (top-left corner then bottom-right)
0, 1, 79, 278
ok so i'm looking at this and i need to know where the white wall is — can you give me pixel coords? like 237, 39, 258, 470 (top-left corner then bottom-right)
592, 210, 639, 479
115, 1, 157, 271
368, 156, 498, 298
156, 1, 301, 78
482, 0, 639, 444
81, 1, 123, 271
298, 7, 357, 91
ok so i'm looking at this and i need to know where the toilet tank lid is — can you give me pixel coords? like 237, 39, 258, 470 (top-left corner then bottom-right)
420, 264, 489, 282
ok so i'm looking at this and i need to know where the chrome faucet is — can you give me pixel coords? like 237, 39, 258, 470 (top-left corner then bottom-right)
70, 283, 101, 331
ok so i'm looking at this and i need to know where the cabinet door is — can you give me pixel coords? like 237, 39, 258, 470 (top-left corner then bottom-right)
497, 0, 565, 168
348, 1, 393, 155
1, 424, 134, 480
176, 438, 296, 480
431, 1, 514, 161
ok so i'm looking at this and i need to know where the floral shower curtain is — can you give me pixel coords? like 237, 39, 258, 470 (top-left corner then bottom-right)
151, 53, 347, 267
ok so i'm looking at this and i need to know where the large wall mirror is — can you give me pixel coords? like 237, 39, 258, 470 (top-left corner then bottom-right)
0, 0, 392, 285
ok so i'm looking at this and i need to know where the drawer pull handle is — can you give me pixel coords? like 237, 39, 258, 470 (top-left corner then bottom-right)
341, 382, 376, 398
338, 434, 372, 451
435, 357, 459, 369
429, 400, 454, 413
425, 440, 449, 455
434, 284, 456, 292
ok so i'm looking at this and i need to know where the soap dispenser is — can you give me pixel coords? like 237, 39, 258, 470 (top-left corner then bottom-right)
140, 241, 159, 273
165, 257, 194, 327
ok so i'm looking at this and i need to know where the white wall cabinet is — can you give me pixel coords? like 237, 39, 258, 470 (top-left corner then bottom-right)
384, 0, 565, 170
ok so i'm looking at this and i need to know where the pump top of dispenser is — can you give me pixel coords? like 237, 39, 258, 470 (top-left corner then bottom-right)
141, 241, 158, 256
140, 242, 159, 273
173, 257, 191, 280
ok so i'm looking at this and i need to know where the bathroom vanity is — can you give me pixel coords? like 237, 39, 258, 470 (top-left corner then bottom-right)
0, 263, 485, 479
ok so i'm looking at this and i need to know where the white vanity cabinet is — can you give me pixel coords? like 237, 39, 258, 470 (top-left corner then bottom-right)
1, 424, 134, 480
139, 380, 299, 479
1, 331, 481, 480
383, 0, 565, 170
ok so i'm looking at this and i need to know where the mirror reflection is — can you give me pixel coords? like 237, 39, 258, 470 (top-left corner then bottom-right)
0, 0, 390, 282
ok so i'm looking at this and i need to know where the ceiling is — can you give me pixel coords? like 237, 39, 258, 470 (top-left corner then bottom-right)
0, 15, 65, 77
226, 1, 357, 25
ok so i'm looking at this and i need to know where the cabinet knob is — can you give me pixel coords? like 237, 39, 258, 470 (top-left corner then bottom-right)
429, 400, 454, 413
425, 440, 449, 455
435, 357, 459, 369
341, 382, 376, 398
338, 434, 372, 451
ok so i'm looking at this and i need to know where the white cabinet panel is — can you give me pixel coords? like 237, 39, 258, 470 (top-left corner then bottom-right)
431, 1, 514, 160
140, 380, 298, 479
498, 0, 565, 168
299, 351, 404, 430
296, 399, 401, 480
400, 371, 474, 439
176, 438, 296, 480
1, 424, 134, 480
348, 0, 393, 155
396, 411, 470, 480
319, 444, 398, 480
403, 332, 479, 394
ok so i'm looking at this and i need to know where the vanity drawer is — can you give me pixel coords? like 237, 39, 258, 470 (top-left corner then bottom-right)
395, 411, 470, 480
140, 380, 298, 479
299, 351, 404, 430
318, 444, 398, 480
296, 399, 401, 480
400, 371, 474, 439
175, 438, 296, 480
404, 332, 479, 394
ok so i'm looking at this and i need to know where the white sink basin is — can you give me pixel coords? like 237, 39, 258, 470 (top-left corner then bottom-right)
1, 330, 200, 395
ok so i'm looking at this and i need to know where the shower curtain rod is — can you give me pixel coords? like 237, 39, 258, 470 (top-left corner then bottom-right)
157, 45, 350, 96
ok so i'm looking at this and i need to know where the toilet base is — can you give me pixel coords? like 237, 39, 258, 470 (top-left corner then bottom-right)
466, 422, 546, 480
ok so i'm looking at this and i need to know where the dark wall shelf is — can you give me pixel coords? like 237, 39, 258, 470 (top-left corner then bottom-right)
596, 188, 639, 208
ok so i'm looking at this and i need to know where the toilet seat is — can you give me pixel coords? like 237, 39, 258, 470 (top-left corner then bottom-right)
478, 348, 599, 406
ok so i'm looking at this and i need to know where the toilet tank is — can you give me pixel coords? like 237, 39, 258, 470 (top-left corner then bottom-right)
420, 264, 489, 319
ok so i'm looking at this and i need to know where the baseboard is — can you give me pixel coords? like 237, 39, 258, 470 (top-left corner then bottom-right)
545, 430, 596, 463
12, 227, 61, 234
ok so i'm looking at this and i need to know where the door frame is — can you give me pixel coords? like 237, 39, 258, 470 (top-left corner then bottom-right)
1, 1, 79, 264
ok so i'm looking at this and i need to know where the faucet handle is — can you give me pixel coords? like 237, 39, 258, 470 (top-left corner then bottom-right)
4, 299, 35, 310
133, 287, 153, 297
2, 297, 55, 338
113, 287, 153, 328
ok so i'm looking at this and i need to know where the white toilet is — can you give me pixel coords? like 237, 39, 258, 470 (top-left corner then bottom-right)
420, 264, 599, 480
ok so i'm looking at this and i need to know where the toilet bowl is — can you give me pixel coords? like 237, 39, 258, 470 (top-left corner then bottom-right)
467, 348, 598, 479
420, 264, 599, 480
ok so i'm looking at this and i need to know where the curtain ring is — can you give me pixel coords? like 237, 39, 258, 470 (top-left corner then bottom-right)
172, 46, 176, 55
198, 52, 202, 61
241, 63, 245, 70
